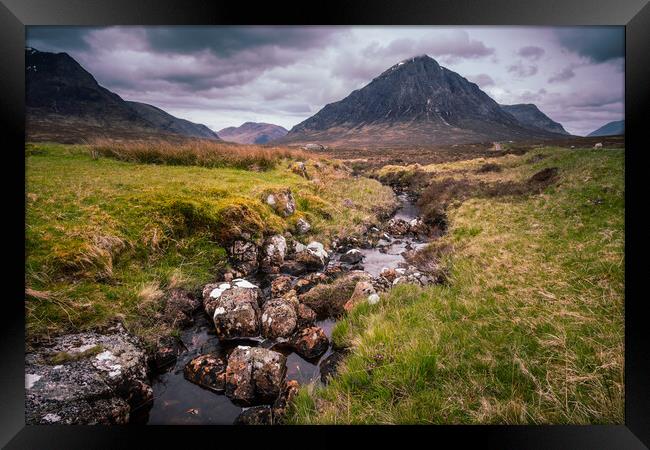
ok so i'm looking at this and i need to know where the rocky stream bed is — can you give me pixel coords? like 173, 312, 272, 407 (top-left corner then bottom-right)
25, 189, 445, 425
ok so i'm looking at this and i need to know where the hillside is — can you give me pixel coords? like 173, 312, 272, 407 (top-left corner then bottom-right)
500, 103, 570, 135
588, 120, 625, 137
218, 122, 288, 144
26, 48, 219, 143
280, 55, 566, 148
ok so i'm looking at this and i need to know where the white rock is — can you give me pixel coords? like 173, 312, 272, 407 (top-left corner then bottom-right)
368, 293, 380, 305
25, 373, 41, 389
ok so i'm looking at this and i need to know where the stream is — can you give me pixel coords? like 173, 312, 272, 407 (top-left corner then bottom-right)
145, 192, 424, 425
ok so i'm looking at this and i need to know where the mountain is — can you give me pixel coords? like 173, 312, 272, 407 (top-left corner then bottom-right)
499, 103, 570, 135
218, 122, 288, 144
25, 48, 219, 142
126, 101, 219, 140
280, 55, 565, 148
587, 120, 625, 137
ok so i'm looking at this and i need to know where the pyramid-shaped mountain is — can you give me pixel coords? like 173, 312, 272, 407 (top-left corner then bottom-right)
281, 55, 565, 148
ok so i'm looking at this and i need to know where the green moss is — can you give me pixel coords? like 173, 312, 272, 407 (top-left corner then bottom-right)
46, 344, 104, 365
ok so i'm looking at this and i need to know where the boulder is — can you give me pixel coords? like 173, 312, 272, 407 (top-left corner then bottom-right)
290, 326, 329, 360
344, 280, 379, 311
25, 324, 152, 425
294, 272, 331, 294
279, 260, 309, 276
299, 271, 373, 318
594, 142, 603, 149
385, 218, 410, 236
340, 248, 364, 265
227, 240, 259, 276
183, 354, 227, 392
295, 241, 329, 269
204, 279, 263, 340
302, 143, 324, 151
408, 217, 430, 235
270, 275, 295, 298
265, 189, 296, 217
259, 234, 287, 273
163, 289, 200, 327
296, 303, 317, 327
295, 218, 311, 235
272, 379, 300, 419
261, 298, 298, 339
225, 346, 287, 406
234, 405, 273, 425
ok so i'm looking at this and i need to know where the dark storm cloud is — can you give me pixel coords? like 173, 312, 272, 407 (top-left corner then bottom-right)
548, 66, 576, 83
26, 26, 99, 52
144, 26, 343, 56
555, 27, 624, 62
517, 46, 545, 61
507, 62, 538, 78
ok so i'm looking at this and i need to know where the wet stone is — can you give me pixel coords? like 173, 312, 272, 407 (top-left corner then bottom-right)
290, 326, 329, 361
183, 354, 227, 392
225, 346, 287, 406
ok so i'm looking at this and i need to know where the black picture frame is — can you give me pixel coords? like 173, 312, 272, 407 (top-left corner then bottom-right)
1, 0, 648, 448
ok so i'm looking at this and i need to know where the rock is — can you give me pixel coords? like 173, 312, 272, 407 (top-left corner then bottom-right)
594, 142, 603, 149
295, 241, 329, 269
379, 267, 398, 282
408, 218, 430, 235
234, 406, 273, 425
344, 280, 379, 311
290, 326, 329, 360
302, 143, 325, 151
25, 324, 152, 425
319, 351, 346, 384
272, 379, 300, 419
271, 275, 295, 298
290, 161, 309, 178
260, 234, 287, 273
204, 278, 263, 339
296, 303, 317, 327
151, 337, 179, 372
385, 218, 410, 236
183, 354, 227, 392
261, 298, 298, 339
342, 198, 354, 207
265, 189, 296, 217
163, 288, 200, 327
227, 240, 259, 276
294, 272, 331, 294
295, 218, 311, 235
279, 260, 309, 276
340, 248, 364, 265
299, 271, 373, 318
225, 346, 287, 406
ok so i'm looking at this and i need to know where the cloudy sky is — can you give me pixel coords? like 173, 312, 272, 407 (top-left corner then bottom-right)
27, 26, 624, 136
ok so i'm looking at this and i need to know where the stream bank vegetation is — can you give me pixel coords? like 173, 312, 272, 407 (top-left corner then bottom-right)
289, 146, 624, 424
25, 142, 396, 349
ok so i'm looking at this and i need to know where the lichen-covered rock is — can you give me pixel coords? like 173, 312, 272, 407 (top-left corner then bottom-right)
295, 241, 329, 269
290, 326, 329, 360
296, 303, 317, 327
25, 324, 152, 424
234, 405, 273, 425
279, 260, 309, 276
213, 291, 261, 340
294, 272, 331, 294
339, 248, 364, 265
265, 189, 296, 217
270, 275, 295, 298
203, 278, 263, 317
344, 280, 379, 311
225, 346, 287, 406
385, 218, 410, 236
163, 288, 200, 327
259, 235, 287, 273
408, 217, 430, 235
183, 354, 227, 392
295, 218, 311, 235
227, 240, 259, 276
299, 271, 373, 318
261, 299, 298, 339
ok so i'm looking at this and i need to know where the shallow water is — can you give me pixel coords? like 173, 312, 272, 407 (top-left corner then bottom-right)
145, 193, 421, 424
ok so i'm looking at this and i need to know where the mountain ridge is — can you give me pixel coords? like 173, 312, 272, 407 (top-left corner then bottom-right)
587, 120, 624, 137
218, 122, 288, 144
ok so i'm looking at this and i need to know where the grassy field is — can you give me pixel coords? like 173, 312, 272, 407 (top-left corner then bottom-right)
289, 147, 624, 424
25, 142, 396, 347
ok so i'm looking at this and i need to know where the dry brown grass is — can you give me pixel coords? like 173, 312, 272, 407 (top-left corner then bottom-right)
89, 138, 308, 171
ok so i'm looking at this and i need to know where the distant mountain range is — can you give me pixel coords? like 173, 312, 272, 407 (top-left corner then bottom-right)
279, 55, 569, 148
25, 48, 220, 142
218, 122, 288, 144
499, 103, 569, 135
587, 120, 625, 137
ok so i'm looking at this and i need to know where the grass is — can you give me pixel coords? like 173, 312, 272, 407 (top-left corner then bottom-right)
289, 147, 624, 424
89, 138, 308, 171
25, 142, 396, 348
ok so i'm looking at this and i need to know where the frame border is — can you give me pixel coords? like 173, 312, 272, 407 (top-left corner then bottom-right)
1, 1, 648, 448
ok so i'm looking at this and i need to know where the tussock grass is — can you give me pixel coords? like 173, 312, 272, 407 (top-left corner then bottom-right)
90, 138, 307, 171
290, 147, 624, 424
25, 143, 395, 346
